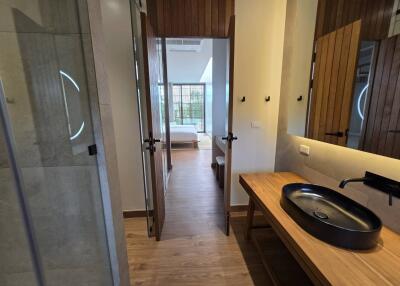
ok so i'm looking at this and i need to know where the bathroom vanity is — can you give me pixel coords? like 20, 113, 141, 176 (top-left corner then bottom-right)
240, 172, 400, 285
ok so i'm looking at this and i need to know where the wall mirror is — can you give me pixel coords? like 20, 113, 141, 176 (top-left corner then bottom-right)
287, 0, 400, 160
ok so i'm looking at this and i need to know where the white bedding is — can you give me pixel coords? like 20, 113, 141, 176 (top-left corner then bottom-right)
170, 125, 198, 142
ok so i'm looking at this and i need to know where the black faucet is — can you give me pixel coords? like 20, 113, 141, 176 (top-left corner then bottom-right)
339, 176, 371, 189
339, 172, 400, 206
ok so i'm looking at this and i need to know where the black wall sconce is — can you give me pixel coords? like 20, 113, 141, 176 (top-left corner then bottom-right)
265, 96, 271, 102
240, 96, 246, 102
297, 95, 303, 101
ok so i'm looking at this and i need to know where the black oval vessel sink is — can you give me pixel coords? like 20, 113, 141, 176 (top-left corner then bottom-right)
280, 183, 382, 250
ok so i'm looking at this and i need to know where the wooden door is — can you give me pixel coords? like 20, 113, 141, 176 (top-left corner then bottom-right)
360, 35, 400, 159
224, 16, 236, 236
141, 12, 165, 241
307, 20, 361, 146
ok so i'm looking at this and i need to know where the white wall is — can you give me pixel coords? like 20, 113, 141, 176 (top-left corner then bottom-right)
167, 39, 213, 83
286, 0, 318, 136
231, 0, 288, 206
276, 0, 400, 233
212, 39, 227, 138
100, 0, 146, 211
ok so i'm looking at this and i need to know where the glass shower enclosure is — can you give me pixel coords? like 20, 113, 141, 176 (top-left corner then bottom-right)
0, 1, 113, 285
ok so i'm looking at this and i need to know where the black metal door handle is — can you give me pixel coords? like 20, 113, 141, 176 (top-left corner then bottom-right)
325, 131, 344, 137
222, 132, 238, 142
144, 133, 160, 154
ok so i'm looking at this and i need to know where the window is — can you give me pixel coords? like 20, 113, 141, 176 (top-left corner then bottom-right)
172, 84, 205, 132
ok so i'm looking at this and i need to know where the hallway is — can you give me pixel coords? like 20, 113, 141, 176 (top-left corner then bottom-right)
124, 149, 272, 285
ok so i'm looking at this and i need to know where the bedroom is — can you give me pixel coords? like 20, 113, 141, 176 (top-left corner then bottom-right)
164, 37, 229, 178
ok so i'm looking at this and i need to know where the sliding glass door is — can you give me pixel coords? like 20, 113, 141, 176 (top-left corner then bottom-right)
172, 84, 205, 132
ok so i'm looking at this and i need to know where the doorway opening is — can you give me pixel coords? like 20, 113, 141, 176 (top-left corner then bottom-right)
159, 38, 230, 238
166, 38, 213, 152
130, 9, 236, 241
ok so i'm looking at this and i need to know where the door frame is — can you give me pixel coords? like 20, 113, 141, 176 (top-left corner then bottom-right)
224, 16, 236, 235
141, 15, 237, 238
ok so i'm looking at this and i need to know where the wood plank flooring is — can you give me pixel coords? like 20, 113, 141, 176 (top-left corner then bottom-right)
124, 149, 272, 285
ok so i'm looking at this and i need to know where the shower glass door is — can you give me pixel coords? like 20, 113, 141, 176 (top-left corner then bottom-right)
0, 1, 112, 285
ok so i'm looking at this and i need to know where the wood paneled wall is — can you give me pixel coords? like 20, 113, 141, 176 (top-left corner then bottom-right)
146, 0, 234, 37
361, 35, 400, 159
315, 0, 394, 41
308, 20, 362, 146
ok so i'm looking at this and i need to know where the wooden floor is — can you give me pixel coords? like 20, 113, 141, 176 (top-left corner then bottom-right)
124, 149, 272, 285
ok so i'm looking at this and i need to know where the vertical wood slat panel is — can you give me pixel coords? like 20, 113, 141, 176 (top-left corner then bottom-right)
184, 0, 192, 36
157, 0, 164, 36
322, 0, 333, 36
335, 0, 345, 28
331, 24, 353, 145
382, 0, 396, 38
205, 0, 212, 36
363, 40, 388, 151
309, 21, 361, 145
191, 0, 198, 36
307, 41, 323, 137
338, 20, 361, 146
374, 0, 386, 40
211, 0, 219, 36
147, 0, 234, 37
370, 37, 395, 152
325, 27, 344, 144
379, 38, 400, 155
172, 0, 179, 36
386, 45, 400, 157
315, 0, 327, 40
318, 32, 337, 141
312, 36, 329, 139
178, 0, 185, 36
393, 104, 400, 158
164, 0, 171, 36
225, 0, 233, 36
198, 0, 205, 36
315, 0, 394, 41
218, 0, 226, 36
329, 0, 339, 33
362, 34, 400, 159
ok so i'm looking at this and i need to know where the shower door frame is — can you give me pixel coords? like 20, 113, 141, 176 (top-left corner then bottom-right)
0, 81, 46, 286
0, 1, 131, 285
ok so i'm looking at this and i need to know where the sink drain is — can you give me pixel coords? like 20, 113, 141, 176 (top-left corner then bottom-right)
313, 211, 328, 219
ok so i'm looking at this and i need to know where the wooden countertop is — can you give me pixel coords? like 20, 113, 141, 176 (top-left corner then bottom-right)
239, 172, 400, 286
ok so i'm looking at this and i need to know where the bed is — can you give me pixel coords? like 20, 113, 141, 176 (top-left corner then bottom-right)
170, 124, 199, 148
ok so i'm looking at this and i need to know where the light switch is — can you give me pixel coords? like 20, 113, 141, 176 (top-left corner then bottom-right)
251, 121, 261, 128
299, 144, 310, 156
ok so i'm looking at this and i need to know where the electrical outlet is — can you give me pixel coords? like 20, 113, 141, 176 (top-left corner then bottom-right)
299, 144, 310, 156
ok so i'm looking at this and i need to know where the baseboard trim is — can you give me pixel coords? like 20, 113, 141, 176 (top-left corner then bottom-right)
123, 210, 147, 218
230, 205, 248, 212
